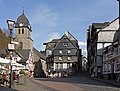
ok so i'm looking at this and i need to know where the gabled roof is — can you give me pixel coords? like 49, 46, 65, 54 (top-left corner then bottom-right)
49, 39, 60, 43
96, 17, 119, 42
16, 49, 31, 63
46, 31, 79, 51
33, 47, 45, 60
53, 31, 79, 50
46, 39, 60, 50
92, 22, 109, 29
14, 50, 23, 58
64, 31, 77, 41
101, 17, 118, 29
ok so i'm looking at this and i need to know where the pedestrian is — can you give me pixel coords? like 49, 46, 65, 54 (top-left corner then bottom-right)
13, 72, 16, 80
16, 74, 19, 85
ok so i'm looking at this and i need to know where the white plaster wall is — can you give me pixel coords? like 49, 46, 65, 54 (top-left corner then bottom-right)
98, 31, 116, 42
102, 18, 119, 30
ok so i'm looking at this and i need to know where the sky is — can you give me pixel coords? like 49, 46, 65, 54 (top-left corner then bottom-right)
0, 0, 118, 56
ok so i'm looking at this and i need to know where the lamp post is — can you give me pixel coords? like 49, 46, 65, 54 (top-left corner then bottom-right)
7, 20, 15, 88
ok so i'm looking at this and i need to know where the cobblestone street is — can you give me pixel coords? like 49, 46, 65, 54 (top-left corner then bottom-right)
32, 75, 120, 91
0, 73, 120, 91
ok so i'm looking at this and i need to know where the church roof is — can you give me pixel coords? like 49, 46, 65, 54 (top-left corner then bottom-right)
16, 12, 30, 27
16, 49, 31, 63
33, 47, 46, 60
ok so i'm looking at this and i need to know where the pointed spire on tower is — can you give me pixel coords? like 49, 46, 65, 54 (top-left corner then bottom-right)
22, 7, 24, 14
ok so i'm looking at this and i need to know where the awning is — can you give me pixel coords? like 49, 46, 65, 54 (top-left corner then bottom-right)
0, 58, 10, 64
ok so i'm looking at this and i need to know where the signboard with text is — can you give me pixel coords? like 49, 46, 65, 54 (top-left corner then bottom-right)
8, 44, 14, 50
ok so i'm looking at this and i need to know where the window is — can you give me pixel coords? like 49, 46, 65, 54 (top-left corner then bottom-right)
22, 28, 24, 34
67, 63, 70, 68
59, 63, 63, 69
68, 50, 71, 54
55, 63, 58, 69
116, 63, 120, 71
59, 56, 62, 61
68, 56, 71, 61
18, 29, 20, 34
48, 50, 52, 56
63, 42, 68, 47
59, 50, 62, 54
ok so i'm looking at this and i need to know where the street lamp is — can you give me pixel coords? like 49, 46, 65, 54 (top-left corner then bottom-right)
7, 20, 15, 88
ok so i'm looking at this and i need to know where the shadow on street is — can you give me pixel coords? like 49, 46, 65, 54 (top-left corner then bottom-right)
34, 71, 116, 88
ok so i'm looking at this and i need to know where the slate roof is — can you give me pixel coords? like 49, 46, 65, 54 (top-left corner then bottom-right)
16, 49, 31, 63
33, 47, 45, 60
48, 39, 60, 43
92, 22, 109, 29
15, 12, 30, 27
46, 31, 79, 50
46, 39, 60, 50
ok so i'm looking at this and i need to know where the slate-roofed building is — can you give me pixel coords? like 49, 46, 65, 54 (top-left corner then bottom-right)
102, 17, 120, 80
44, 31, 81, 77
33, 47, 47, 77
87, 18, 118, 78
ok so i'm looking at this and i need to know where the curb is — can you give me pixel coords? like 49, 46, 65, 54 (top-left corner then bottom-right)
91, 78, 120, 88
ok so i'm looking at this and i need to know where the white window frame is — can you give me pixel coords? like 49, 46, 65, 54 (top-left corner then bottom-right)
68, 50, 71, 54
58, 63, 63, 69
114, 62, 120, 73
68, 56, 71, 61
67, 63, 70, 68
63, 42, 68, 47
59, 50, 62, 54
55, 63, 58, 70
59, 56, 62, 61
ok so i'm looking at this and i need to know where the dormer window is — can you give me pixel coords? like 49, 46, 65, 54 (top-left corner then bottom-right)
63, 42, 68, 47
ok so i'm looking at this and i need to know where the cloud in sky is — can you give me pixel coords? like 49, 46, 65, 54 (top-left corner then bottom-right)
47, 32, 61, 42
29, 3, 59, 50
78, 41, 87, 47
30, 3, 58, 27
82, 49, 87, 57
78, 41, 87, 56
36, 32, 61, 50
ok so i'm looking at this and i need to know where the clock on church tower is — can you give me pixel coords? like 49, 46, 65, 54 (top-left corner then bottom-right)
15, 11, 33, 50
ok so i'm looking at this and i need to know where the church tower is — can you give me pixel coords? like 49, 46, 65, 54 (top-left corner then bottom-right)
15, 11, 33, 50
